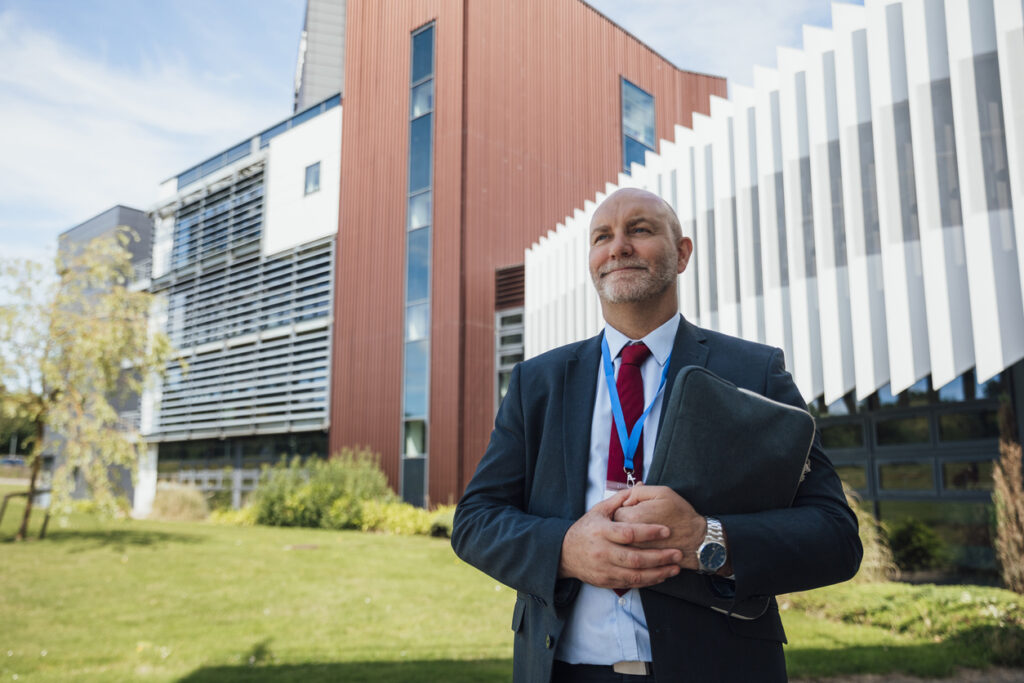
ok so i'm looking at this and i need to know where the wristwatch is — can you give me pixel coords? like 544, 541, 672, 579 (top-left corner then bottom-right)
697, 517, 727, 574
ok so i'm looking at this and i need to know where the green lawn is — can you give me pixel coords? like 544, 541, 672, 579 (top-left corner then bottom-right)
2, 488, 1022, 682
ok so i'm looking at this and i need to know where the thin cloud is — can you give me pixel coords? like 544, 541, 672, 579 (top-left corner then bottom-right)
0, 8, 293, 243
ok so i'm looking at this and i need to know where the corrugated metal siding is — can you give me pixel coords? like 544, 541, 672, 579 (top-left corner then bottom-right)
331, 0, 725, 503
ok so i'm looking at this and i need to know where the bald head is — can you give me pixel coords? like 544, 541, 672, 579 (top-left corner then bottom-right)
593, 188, 683, 243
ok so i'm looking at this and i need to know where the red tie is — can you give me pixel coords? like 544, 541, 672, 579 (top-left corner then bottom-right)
607, 342, 652, 485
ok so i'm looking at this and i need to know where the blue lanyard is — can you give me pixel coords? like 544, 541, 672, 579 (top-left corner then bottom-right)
601, 335, 671, 475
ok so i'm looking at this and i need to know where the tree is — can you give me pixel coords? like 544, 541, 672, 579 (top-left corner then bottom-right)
0, 229, 174, 540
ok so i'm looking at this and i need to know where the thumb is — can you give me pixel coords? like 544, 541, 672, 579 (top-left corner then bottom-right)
592, 487, 631, 516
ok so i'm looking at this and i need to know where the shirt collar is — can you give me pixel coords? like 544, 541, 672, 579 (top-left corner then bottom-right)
604, 314, 679, 367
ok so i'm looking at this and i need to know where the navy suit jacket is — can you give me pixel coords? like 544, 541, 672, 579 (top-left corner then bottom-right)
452, 317, 862, 682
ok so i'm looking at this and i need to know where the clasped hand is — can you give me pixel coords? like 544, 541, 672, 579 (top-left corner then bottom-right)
557, 485, 707, 590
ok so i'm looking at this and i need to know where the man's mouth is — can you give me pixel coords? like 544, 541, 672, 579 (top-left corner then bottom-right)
601, 264, 647, 277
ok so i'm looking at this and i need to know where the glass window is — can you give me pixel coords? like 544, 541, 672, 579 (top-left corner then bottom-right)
878, 499, 994, 570
498, 371, 513, 402
304, 162, 320, 195
821, 422, 864, 449
876, 415, 930, 445
621, 79, 655, 172
406, 302, 429, 341
938, 409, 1000, 442
942, 460, 994, 491
409, 114, 433, 193
411, 26, 435, 83
406, 228, 430, 303
411, 80, 434, 118
404, 419, 426, 456
408, 192, 432, 230
403, 340, 428, 418
835, 465, 867, 490
879, 462, 934, 491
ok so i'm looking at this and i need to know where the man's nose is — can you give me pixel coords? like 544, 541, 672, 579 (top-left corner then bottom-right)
608, 231, 633, 257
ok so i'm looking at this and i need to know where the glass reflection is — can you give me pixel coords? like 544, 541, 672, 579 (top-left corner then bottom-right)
406, 228, 430, 303
408, 192, 432, 230
411, 27, 434, 83
406, 302, 429, 341
409, 115, 433, 193
404, 340, 428, 418
411, 80, 434, 118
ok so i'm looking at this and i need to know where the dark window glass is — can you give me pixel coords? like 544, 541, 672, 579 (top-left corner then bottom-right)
624, 137, 651, 171
858, 122, 881, 255
929, 78, 963, 227
408, 191, 432, 230
411, 80, 434, 118
409, 114, 433, 193
705, 210, 718, 313
835, 465, 867, 490
500, 332, 523, 346
411, 27, 434, 83
822, 422, 864, 449
828, 139, 847, 267
406, 302, 429, 341
876, 416, 930, 445
938, 410, 1000, 441
774, 171, 789, 287
972, 51, 1013, 216
799, 156, 817, 277
749, 186, 764, 296
878, 499, 994, 570
942, 460, 994, 491
622, 79, 655, 172
730, 196, 741, 303
500, 313, 523, 326
401, 456, 426, 507
892, 99, 920, 242
304, 162, 320, 195
879, 462, 934, 490
403, 340, 428, 418
406, 228, 430, 303
404, 419, 426, 456
937, 374, 966, 402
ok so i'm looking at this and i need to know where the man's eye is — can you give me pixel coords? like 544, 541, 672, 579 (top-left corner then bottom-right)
593, 234, 609, 243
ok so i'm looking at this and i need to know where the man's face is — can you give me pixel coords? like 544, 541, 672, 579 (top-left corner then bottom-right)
588, 189, 690, 305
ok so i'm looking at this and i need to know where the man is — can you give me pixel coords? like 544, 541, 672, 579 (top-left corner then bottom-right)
452, 188, 862, 682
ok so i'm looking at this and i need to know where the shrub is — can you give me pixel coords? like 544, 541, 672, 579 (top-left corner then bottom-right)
208, 505, 257, 526
429, 504, 457, 538
887, 517, 948, 572
149, 482, 209, 522
359, 500, 433, 535
249, 448, 395, 529
845, 487, 897, 582
994, 439, 1024, 594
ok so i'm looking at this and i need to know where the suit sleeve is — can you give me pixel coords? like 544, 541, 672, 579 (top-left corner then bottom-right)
717, 348, 863, 600
451, 363, 576, 608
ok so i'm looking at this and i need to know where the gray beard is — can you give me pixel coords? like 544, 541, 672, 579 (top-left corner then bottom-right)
593, 254, 677, 304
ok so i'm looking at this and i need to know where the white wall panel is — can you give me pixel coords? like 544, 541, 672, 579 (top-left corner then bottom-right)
754, 66, 796, 369
732, 86, 767, 345
804, 25, 857, 404
865, 0, 931, 394
693, 113, 716, 331
710, 97, 742, 338
994, 0, 1024, 317
834, 3, 891, 399
903, 0, 976, 390
946, 0, 1024, 381
778, 47, 824, 401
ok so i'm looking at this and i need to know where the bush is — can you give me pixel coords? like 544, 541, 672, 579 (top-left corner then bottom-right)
887, 517, 948, 572
994, 439, 1024, 593
249, 448, 395, 529
208, 505, 257, 526
845, 487, 897, 582
429, 504, 457, 538
149, 482, 209, 522
359, 500, 433, 535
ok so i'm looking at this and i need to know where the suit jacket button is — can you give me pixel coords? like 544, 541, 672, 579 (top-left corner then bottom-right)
545, 634, 553, 649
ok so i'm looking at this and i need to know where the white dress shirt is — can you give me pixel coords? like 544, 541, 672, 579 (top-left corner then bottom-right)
555, 314, 680, 665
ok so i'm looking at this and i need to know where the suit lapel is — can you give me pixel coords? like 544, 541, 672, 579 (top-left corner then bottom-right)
562, 333, 602, 517
656, 316, 709, 435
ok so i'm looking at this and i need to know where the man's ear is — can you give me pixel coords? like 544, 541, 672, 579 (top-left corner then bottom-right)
677, 237, 693, 273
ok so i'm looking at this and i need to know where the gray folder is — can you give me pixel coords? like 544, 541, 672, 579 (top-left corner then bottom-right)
642, 365, 816, 619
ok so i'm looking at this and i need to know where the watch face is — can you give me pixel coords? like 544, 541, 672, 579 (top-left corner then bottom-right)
700, 542, 727, 571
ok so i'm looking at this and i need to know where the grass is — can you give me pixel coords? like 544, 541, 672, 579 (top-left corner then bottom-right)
2, 485, 1023, 681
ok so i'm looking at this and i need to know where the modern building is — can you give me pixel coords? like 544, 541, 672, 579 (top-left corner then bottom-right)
136, 95, 342, 515
524, 0, 1024, 572
328, 0, 726, 506
293, 0, 346, 111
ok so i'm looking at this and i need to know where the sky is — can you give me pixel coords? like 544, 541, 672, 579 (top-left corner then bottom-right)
0, 0, 853, 266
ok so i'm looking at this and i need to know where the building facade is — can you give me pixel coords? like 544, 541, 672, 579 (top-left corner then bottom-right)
136, 96, 341, 515
524, 0, 1024, 572
328, 0, 726, 506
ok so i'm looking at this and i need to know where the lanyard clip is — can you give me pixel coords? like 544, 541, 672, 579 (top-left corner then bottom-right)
625, 469, 636, 488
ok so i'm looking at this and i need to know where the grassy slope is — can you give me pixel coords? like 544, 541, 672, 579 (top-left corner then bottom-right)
2, 488, 1021, 681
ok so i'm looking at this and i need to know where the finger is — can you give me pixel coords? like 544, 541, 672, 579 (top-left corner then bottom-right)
603, 521, 670, 545
622, 484, 671, 506
611, 545, 682, 571
591, 487, 631, 515
609, 561, 682, 590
